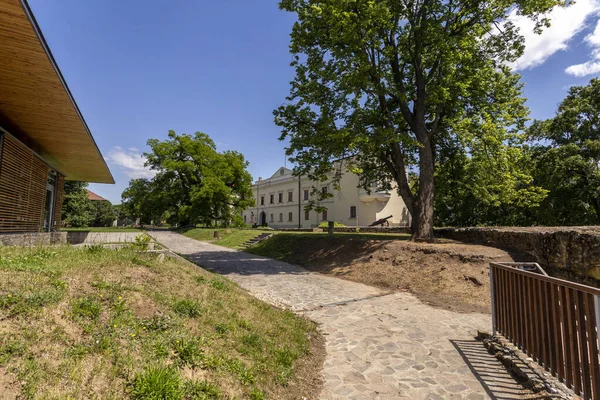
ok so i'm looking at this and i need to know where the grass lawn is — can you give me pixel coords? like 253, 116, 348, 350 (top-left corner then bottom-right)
181, 228, 411, 250
60, 227, 142, 232
0, 246, 322, 399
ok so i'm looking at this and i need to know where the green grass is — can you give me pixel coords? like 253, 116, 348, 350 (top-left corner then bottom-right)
60, 227, 142, 232
180, 228, 273, 249
181, 227, 411, 250
0, 245, 319, 399
246, 233, 410, 263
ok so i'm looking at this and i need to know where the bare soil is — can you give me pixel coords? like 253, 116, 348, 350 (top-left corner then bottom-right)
274, 237, 532, 314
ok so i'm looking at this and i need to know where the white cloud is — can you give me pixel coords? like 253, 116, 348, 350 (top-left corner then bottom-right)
106, 146, 156, 180
565, 18, 600, 76
509, 0, 600, 70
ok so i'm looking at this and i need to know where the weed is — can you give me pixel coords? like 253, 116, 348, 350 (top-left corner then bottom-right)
209, 278, 228, 291
143, 313, 173, 331
183, 379, 221, 399
194, 275, 208, 284
224, 358, 255, 386
250, 388, 266, 400
172, 298, 201, 318
242, 333, 262, 349
0, 335, 26, 365
131, 234, 152, 251
71, 296, 102, 320
86, 244, 105, 254
129, 366, 183, 400
214, 323, 229, 336
172, 337, 202, 368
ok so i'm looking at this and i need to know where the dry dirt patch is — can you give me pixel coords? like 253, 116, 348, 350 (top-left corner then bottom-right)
252, 235, 528, 314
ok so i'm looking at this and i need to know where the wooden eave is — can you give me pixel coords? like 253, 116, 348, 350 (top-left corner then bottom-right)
0, 0, 114, 183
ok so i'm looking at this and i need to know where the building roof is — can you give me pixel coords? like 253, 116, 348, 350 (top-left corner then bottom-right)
0, 0, 113, 183
86, 189, 109, 202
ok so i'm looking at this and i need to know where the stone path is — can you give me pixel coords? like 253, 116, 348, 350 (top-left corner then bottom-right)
150, 231, 534, 400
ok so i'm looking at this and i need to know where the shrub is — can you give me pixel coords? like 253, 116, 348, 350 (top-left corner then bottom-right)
129, 366, 182, 399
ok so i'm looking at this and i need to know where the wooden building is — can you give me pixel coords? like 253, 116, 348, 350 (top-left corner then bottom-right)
0, 0, 113, 233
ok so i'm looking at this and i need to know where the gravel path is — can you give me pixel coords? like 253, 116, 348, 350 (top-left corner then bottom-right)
150, 231, 533, 400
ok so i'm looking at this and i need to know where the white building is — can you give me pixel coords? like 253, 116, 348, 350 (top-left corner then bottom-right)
242, 167, 411, 229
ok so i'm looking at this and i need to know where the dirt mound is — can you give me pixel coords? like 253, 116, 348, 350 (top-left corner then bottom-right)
264, 236, 527, 314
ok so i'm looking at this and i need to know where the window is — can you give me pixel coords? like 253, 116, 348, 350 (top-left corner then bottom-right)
279, 213, 283, 222
321, 186, 328, 195
278, 193, 283, 203
303, 189, 309, 200
350, 206, 357, 219
288, 212, 293, 221
288, 191, 293, 202
322, 210, 328, 221
250, 212, 254, 223
270, 195, 274, 204
244, 215, 247, 223
270, 213, 274, 222
304, 210, 309, 220
260, 196, 264, 206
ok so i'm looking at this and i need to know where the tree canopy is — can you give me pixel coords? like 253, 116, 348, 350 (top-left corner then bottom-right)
275, 0, 560, 240
121, 131, 254, 227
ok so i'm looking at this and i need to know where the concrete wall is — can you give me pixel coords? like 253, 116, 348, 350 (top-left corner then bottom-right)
67, 231, 144, 245
435, 227, 600, 282
0, 232, 67, 246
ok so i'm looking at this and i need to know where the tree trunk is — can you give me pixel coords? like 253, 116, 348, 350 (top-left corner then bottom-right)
411, 139, 436, 242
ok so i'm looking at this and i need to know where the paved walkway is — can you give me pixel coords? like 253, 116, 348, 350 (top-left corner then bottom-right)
150, 231, 533, 400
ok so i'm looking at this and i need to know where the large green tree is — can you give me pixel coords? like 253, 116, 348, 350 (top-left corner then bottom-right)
275, 0, 559, 240
122, 131, 254, 227
61, 181, 92, 228
527, 78, 600, 225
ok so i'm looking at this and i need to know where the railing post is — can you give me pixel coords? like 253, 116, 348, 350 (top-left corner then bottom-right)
490, 264, 497, 336
595, 295, 600, 339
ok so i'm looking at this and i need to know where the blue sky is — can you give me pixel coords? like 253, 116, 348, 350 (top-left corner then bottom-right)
28, 0, 600, 204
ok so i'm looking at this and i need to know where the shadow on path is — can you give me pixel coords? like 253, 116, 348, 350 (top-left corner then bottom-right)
451, 340, 545, 400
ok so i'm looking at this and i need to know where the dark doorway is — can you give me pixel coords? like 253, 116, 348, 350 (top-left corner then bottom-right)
260, 212, 267, 226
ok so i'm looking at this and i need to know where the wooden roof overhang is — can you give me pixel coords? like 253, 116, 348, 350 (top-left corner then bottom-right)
0, 0, 113, 183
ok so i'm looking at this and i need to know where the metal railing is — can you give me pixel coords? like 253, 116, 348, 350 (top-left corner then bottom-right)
490, 262, 600, 399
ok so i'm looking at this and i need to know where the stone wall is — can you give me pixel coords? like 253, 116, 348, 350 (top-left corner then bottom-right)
332, 226, 412, 234
435, 227, 600, 282
0, 232, 67, 246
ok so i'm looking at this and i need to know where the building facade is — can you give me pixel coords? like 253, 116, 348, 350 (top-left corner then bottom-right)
0, 0, 113, 233
242, 167, 411, 229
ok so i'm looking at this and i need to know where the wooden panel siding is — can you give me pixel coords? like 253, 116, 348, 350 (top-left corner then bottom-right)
0, 133, 61, 232
491, 263, 600, 400
0, 0, 112, 183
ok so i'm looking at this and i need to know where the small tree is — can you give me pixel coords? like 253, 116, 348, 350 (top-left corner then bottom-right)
89, 201, 117, 227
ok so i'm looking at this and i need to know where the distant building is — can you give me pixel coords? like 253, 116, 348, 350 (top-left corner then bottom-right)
241, 167, 411, 229
86, 190, 110, 203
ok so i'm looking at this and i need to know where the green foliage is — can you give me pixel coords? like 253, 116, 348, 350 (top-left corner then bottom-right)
62, 181, 92, 228
89, 200, 117, 227
172, 298, 202, 318
122, 131, 255, 227
129, 366, 183, 400
318, 221, 345, 228
182, 379, 220, 399
275, 0, 560, 239
526, 78, 600, 225
71, 296, 102, 321
131, 233, 152, 250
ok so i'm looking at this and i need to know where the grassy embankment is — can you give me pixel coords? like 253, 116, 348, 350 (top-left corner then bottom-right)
180, 228, 411, 250
0, 246, 322, 399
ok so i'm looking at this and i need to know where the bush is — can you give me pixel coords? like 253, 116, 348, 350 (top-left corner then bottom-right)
129, 366, 182, 399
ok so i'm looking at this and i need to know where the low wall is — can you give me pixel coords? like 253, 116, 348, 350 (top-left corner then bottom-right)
332, 226, 412, 234
435, 227, 600, 282
67, 231, 143, 245
0, 232, 67, 246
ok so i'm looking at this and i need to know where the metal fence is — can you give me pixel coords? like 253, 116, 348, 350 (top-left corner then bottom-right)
490, 262, 600, 400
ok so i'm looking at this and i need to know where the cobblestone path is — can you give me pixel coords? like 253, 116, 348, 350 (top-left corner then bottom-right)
150, 231, 533, 400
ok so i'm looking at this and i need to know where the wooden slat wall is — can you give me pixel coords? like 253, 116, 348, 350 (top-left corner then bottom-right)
53, 175, 64, 230
491, 263, 600, 400
0, 133, 63, 232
